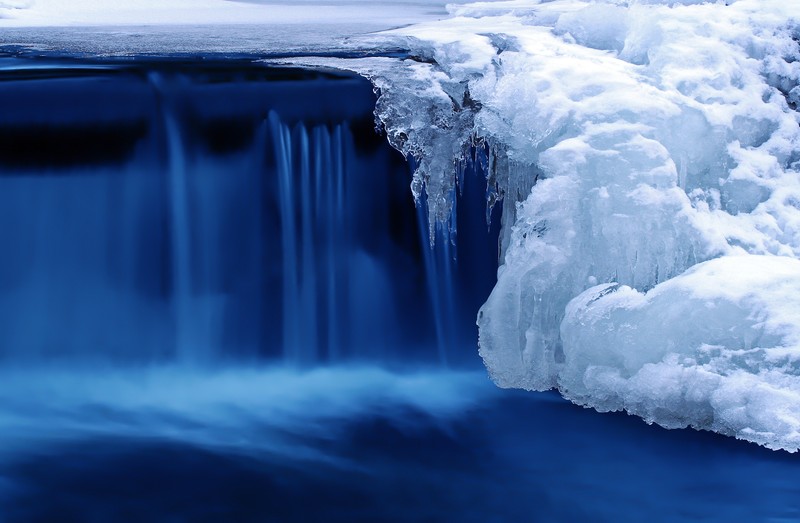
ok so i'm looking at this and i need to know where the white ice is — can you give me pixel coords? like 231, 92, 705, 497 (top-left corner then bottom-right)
288, 0, 800, 451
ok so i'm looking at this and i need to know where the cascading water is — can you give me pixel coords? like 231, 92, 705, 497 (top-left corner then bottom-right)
1, 52, 799, 523
3, 0, 800, 517
0, 60, 499, 367
270, 113, 360, 364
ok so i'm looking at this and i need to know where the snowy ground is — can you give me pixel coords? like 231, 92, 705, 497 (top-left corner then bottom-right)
0, 0, 467, 56
0, 0, 447, 27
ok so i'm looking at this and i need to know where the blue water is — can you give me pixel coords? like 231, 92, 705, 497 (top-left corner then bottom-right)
0, 58, 499, 366
1, 368, 798, 522
0, 57, 798, 523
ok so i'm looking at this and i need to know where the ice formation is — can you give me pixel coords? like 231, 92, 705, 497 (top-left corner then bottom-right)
339, 0, 800, 450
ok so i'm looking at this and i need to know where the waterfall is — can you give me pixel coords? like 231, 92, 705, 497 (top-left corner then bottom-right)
0, 63, 499, 368
162, 93, 195, 362
415, 201, 458, 367
269, 113, 353, 364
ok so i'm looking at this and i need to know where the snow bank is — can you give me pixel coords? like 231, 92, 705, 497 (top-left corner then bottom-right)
316, 0, 800, 450
0, 0, 447, 28
0, 0, 467, 57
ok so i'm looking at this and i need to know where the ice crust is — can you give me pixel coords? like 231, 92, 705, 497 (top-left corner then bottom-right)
340, 0, 800, 450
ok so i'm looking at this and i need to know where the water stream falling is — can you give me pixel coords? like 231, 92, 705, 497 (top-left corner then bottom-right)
269, 113, 354, 364
0, 61, 499, 367
2, 57, 799, 523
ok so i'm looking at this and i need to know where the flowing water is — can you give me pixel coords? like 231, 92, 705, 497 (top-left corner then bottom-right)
0, 58, 798, 523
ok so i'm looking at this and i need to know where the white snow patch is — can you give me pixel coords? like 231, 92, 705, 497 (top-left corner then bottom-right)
0, 0, 452, 28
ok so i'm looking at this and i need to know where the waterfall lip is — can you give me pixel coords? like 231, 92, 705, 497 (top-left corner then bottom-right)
0, 53, 410, 75
0, 58, 382, 169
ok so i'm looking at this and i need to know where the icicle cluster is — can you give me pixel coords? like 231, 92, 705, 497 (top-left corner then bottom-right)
296, 0, 800, 452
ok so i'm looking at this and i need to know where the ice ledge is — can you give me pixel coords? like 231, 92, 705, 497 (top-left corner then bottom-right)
556, 255, 800, 452
481, 254, 800, 453
290, 0, 800, 451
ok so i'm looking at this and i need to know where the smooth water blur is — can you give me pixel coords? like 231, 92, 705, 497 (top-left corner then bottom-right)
1, 58, 799, 523
0, 59, 499, 366
1, 366, 799, 522
0, 365, 494, 460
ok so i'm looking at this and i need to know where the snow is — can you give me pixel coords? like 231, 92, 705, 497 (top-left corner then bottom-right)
0, 0, 444, 27
0, 0, 461, 56
278, 0, 800, 451
560, 255, 800, 451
